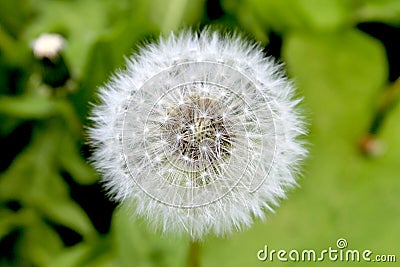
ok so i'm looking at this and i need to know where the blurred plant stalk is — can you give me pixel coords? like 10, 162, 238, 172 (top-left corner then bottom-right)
187, 239, 201, 267
360, 77, 400, 156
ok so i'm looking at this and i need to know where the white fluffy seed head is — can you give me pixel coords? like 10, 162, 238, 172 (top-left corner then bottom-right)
31, 33, 65, 59
88, 29, 307, 240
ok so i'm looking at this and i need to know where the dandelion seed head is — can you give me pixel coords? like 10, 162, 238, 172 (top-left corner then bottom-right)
88, 29, 307, 239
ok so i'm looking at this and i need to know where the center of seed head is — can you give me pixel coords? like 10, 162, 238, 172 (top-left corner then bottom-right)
161, 95, 232, 171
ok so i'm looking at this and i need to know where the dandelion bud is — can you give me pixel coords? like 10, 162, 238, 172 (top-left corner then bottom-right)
88, 30, 307, 239
32, 33, 65, 60
31, 33, 70, 88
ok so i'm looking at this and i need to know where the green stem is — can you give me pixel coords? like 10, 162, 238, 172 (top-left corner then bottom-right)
360, 77, 400, 155
368, 77, 400, 135
187, 239, 201, 267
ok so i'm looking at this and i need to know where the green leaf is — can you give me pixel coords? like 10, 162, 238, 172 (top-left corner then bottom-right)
58, 131, 98, 185
0, 116, 22, 136
0, 209, 25, 239
24, 219, 63, 266
0, 0, 35, 37
0, 121, 96, 238
36, 174, 97, 239
221, 0, 269, 44
282, 29, 387, 135
245, 0, 305, 32
150, 0, 205, 33
355, 0, 400, 24
0, 94, 82, 138
294, 0, 352, 31
8, 209, 64, 267
71, 39, 120, 121
43, 236, 115, 267
0, 24, 30, 66
44, 242, 93, 267
245, 0, 352, 33
0, 94, 59, 119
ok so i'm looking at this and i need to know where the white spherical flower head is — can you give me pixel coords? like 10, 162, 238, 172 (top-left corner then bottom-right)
89, 30, 307, 239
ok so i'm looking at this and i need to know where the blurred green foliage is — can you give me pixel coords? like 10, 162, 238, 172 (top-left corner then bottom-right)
0, 0, 399, 266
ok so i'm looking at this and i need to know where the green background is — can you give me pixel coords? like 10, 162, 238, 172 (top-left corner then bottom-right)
1, 0, 399, 266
